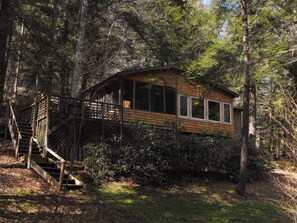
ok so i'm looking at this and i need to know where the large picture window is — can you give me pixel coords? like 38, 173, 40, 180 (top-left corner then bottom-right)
191, 98, 205, 119
224, 103, 231, 123
208, 100, 221, 122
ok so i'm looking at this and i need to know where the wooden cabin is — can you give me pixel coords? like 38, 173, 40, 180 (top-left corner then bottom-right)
83, 67, 240, 137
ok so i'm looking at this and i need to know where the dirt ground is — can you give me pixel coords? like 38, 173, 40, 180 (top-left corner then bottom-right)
0, 141, 296, 223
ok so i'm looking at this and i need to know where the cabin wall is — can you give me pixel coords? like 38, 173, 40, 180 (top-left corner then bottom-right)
123, 70, 235, 136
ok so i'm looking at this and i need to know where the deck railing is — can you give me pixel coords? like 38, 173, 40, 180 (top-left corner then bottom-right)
49, 95, 121, 121
7, 100, 22, 157
17, 94, 122, 161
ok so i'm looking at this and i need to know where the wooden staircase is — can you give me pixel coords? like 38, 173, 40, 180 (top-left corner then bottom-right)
7, 101, 83, 191
18, 123, 83, 191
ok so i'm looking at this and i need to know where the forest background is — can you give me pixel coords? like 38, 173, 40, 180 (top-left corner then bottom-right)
0, 0, 296, 182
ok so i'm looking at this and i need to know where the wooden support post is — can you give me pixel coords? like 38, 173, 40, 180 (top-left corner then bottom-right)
44, 95, 50, 158
58, 161, 65, 191
4, 103, 9, 139
15, 133, 21, 158
119, 78, 123, 146
27, 137, 33, 169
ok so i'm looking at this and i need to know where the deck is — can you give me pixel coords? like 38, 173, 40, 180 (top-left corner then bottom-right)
19, 95, 122, 161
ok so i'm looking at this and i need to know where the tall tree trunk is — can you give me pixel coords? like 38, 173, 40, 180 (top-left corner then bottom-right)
249, 82, 256, 147
60, 1, 69, 97
47, 0, 58, 95
0, 0, 12, 108
237, 0, 250, 196
71, 0, 88, 98
14, 23, 24, 99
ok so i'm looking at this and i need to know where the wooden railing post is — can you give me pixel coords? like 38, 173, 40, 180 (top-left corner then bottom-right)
58, 161, 65, 191
15, 133, 21, 158
27, 137, 33, 169
32, 97, 38, 137
7, 101, 22, 158
43, 95, 50, 158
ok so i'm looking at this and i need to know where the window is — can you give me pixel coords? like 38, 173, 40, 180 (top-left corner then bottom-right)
224, 103, 231, 123
208, 100, 221, 122
151, 85, 164, 113
123, 80, 133, 108
191, 98, 205, 119
165, 87, 176, 114
135, 82, 149, 110
179, 95, 188, 116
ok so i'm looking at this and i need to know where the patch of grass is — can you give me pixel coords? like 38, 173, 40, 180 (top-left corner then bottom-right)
93, 182, 291, 223
18, 187, 35, 196
15, 202, 35, 213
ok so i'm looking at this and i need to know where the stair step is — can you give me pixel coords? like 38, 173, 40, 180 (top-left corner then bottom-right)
20, 132, 32, 135
42, 167, 61, 173
20, 144, 39, 148
19, 146, 39, 151
62, 179, 76, 184
19, 128, 32, 132
50, 172, 69, 177
36, 162, 56, 168
64, 184, 83, 190
19, 149, 40, 155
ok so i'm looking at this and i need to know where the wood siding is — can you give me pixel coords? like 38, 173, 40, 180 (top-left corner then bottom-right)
123, 70, 235, 136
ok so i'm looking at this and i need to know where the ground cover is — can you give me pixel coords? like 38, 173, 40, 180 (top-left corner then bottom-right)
0, 142, 295, 223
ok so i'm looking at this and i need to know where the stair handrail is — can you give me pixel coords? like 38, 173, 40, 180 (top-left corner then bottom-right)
28, 136, 66, 191
7, 100, 22, 157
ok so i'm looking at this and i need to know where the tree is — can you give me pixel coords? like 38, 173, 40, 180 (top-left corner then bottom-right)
0, 0, 13, 108
237, 0, 250, 196
71, 0, 88, 98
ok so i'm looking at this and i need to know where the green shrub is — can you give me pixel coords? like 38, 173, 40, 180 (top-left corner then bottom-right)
84, 143, 117, 181
85, 123, 271, 185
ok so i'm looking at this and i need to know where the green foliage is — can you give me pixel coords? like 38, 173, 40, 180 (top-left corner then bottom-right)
85, 123, 271, 185
85, 143, 116, 181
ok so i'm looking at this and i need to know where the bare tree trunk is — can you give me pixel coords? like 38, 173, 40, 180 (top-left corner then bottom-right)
47, 0, 58, 95
60, 1, 69, 97
249, 82, 256, 146
0, 0, 12, 107
14, 23, 24, 99
71, 0, 88, 98
237, 0, 250, 196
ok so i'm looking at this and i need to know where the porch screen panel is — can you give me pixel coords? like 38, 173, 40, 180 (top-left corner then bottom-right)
151, 85, 164, 113
123, 80, 133, 108
135, 82, 149, 110
165, 87, 176, 114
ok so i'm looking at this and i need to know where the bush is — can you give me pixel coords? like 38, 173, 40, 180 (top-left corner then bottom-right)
85, 123, 271, 185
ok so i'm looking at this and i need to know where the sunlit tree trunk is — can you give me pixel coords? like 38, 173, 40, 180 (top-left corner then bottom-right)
60, 2, 69, 97
249, 82, 257, 146
71, 0, 88, 98
47, 0, 58, 95
237, 0, 250, 196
